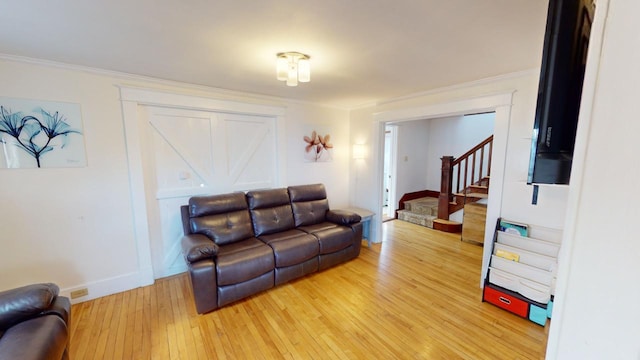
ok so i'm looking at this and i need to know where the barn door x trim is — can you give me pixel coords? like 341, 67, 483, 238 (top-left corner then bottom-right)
119, 86, 286, 285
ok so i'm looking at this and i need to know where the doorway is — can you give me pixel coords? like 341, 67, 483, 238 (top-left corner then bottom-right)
380, 114, 495, 225
372, 92, 514, 285
382, 125, 397, 221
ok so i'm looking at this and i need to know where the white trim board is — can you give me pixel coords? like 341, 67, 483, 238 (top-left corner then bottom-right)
119, 86, 287, 116
61, 271, 141, 304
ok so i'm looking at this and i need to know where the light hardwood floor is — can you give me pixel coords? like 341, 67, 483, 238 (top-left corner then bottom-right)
70, 220, 547, 359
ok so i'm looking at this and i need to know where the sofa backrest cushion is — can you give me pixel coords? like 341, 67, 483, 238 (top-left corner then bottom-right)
288, 184, 329, 227
188, 193, 254, 245
247, 188, 295, 236
180, 205, 191, 236
189, 192, 247, 217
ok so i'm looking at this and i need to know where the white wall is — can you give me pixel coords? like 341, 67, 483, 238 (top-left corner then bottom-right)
425, 113, 495, 190
348, 105, 382, 241
0, 60, 140, 297
0, 57, 350, 300
547, 0, 640, 358
393, 120, 430, 203
284, 102, 351, 208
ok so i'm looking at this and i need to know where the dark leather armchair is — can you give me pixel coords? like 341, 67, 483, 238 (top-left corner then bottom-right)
0, 283, 71, 360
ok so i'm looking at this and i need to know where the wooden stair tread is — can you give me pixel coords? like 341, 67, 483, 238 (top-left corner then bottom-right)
465, 202, 487, 208
453, 192, 488, 199
433, 219, 461, 225
433, 218, 463, 233
469, 184, 488, 189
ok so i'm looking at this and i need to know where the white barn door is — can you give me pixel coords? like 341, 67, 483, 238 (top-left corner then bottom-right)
144, 106, 278, 278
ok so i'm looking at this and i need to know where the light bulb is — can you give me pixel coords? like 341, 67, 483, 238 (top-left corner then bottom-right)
286, 61, 298, 86
276, 56, 288, 81
298, 58, 310, 82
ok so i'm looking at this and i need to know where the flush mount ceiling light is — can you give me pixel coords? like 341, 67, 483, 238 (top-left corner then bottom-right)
276, 52, 310, 87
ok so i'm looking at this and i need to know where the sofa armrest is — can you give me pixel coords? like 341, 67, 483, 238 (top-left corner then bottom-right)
0, 283, 59, 331
326, 210, 361, 225
181, 234, 219, 263
41, 296, 71, 326
0, 315, 68, 360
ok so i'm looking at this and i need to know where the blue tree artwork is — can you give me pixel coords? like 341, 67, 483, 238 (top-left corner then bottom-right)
0, 98, 86, 168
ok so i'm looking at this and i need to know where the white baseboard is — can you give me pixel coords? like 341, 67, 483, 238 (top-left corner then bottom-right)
60, 271, 150, 304
156, 264, 187, 280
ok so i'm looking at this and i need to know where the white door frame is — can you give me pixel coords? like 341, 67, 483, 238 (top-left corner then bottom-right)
373, 92, 514, 284
383, 125, 398, 218
119, 86, 286, 285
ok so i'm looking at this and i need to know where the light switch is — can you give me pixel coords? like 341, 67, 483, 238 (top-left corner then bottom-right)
178, 171, 191, 180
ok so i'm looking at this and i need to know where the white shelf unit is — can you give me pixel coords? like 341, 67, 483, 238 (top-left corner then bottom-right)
483, 219, 563, 326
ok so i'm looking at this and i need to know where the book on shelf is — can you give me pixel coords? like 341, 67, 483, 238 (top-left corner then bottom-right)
499, 219, 528, 237
496, 249, 520, 262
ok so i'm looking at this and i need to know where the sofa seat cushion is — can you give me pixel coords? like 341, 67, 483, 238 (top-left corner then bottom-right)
216, 238, 275, 286
259, 230, 319, 267
301, 225, 354, 254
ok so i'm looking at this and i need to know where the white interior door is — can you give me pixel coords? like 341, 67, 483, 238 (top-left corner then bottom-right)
144, 106, 278, 278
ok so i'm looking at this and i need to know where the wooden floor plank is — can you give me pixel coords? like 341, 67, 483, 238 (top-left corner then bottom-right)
70, 220, 547, 359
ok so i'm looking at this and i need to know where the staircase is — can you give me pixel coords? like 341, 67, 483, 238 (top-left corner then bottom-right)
396, 135, 493, 233
397, 197, 439, 228
449, 176, 490, 213
397, 177, 490, 231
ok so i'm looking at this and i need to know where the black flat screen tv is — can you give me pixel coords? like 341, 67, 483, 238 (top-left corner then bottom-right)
527, 0, 595, 185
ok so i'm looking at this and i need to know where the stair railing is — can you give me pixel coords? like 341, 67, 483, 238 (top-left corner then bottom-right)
438, 135, 493, 220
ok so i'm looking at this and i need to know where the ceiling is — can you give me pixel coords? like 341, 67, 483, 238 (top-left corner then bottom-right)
0, 1, 548, 109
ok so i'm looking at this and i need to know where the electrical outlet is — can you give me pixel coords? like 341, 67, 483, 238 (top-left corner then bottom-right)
70, 288, 89, 299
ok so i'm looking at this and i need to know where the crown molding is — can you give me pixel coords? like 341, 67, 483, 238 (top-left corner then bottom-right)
377, 68, 539, 107
0, 53, 351, 111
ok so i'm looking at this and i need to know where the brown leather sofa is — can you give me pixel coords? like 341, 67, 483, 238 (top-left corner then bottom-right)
0, 283, 71, 360
181, 184, 363, 314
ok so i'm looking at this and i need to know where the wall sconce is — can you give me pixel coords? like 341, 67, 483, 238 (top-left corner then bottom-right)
276, 52, 310, 87
353, 144, 366, 159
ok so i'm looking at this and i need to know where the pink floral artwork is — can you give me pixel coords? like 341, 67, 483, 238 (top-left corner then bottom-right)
303, 130, 333, 162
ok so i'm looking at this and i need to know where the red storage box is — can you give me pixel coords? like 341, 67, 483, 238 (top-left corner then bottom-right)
483, 283, 529, 318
